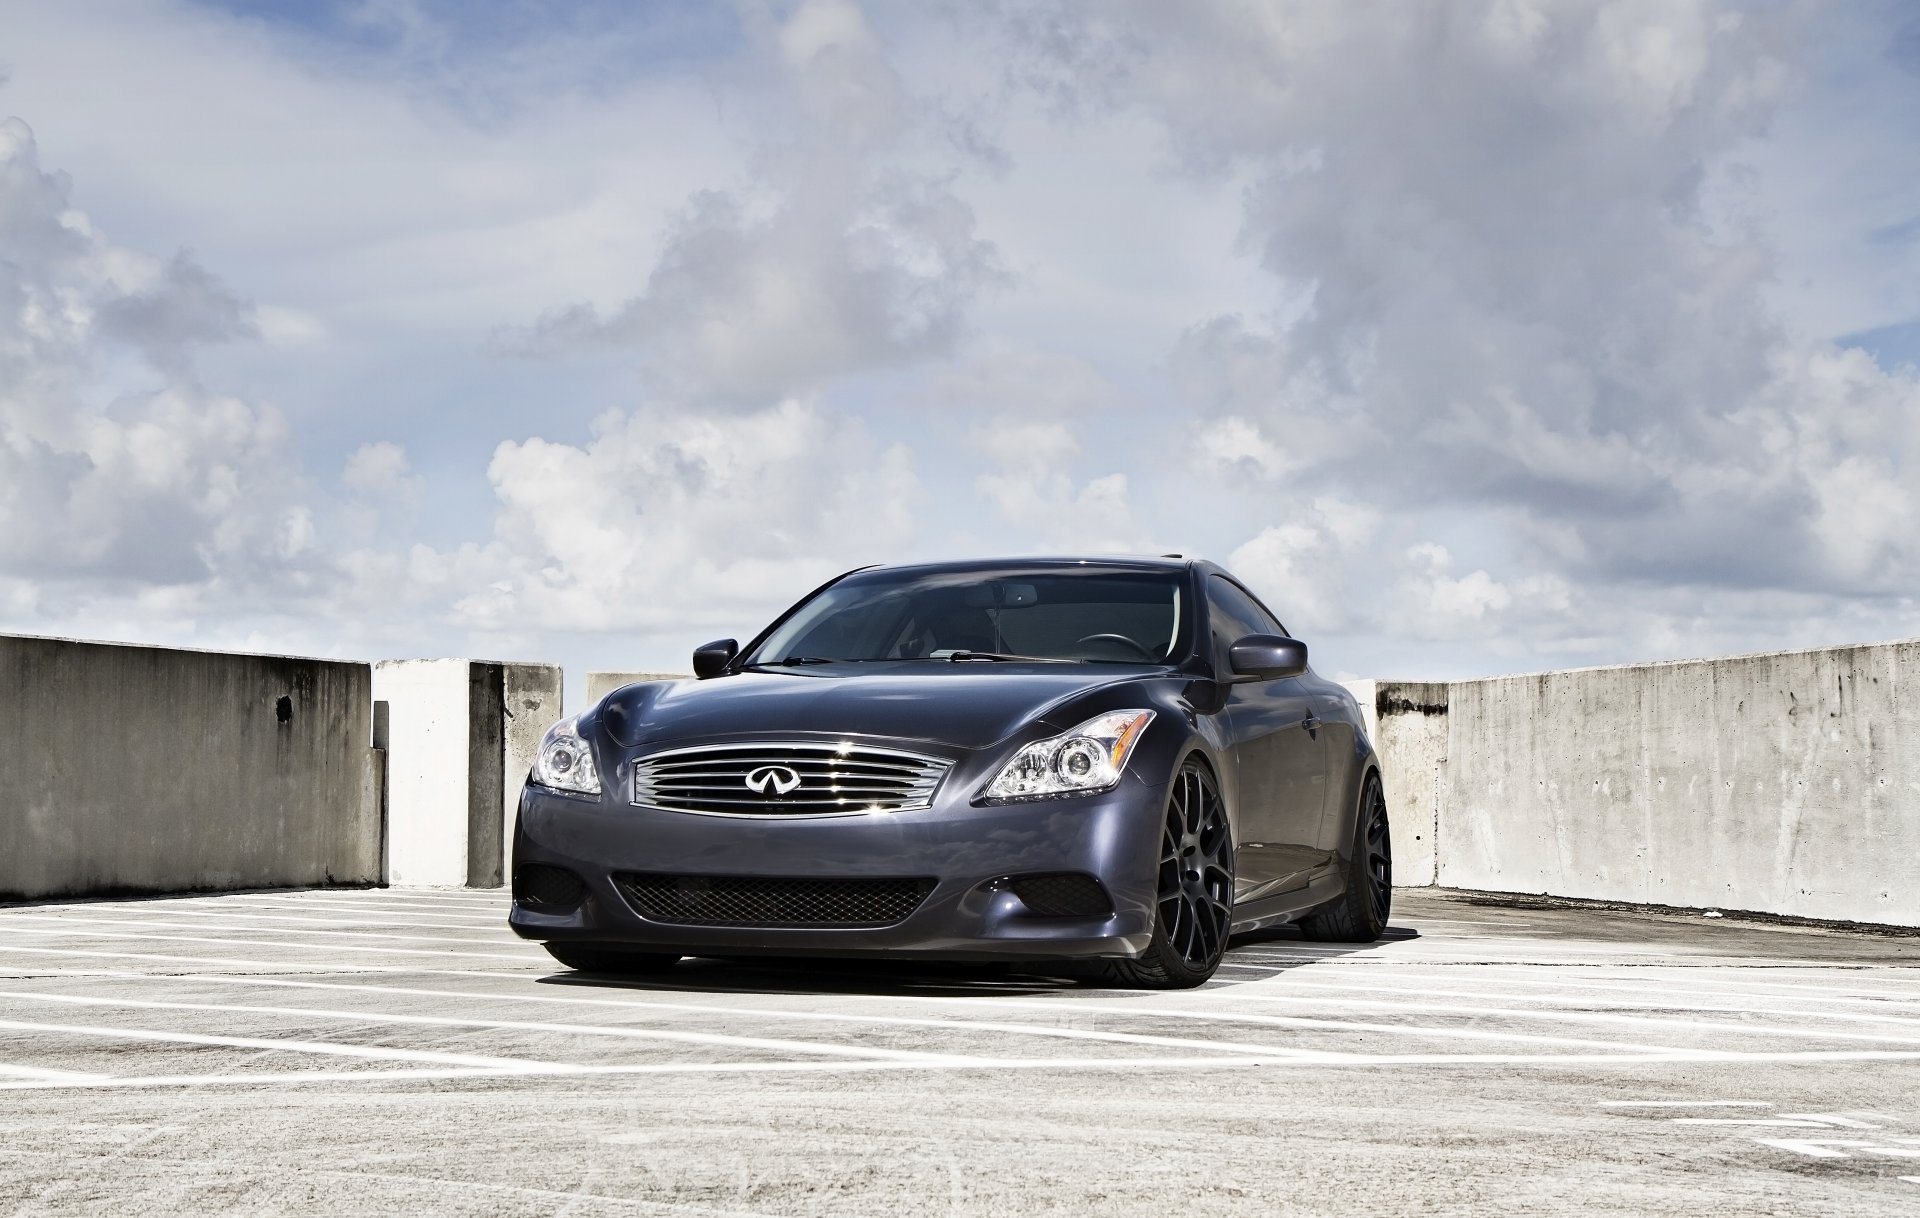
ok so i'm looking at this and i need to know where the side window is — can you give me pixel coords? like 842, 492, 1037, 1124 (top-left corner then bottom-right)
1207, 576, 1288, 668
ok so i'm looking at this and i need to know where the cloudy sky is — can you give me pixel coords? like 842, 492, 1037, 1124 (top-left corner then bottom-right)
2, 0, 1917, 700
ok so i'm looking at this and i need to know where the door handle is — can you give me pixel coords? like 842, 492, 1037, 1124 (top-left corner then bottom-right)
1301, 711, 1319, 735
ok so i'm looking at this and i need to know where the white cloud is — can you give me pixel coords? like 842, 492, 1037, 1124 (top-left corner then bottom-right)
2, 0, 1918, 687
389, 399, 918, 638
0, 118, 311, 600
1226, 498, 1380, 634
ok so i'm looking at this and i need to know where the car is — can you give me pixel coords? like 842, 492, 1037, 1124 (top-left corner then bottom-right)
508, 556, 1391, 988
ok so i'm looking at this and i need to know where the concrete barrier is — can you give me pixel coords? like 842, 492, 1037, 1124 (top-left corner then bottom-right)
373, 660, 562, 888
585, 671, 689, 704
1360, 639, 1920, 927
0, 634, 382, 901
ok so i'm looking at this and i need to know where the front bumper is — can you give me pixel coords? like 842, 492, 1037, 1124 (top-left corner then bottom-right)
508, 773, 1165, 962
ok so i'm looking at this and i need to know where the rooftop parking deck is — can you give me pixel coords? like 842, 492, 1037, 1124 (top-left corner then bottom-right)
2, 888, 1918, 1215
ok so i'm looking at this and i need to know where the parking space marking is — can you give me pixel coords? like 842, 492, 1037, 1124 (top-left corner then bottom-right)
0, 912, 539, 948
1596, 1100, 1773, 1108
1216, 992, 1920, 1046
0, 924, 545, 962
0, 1060, 109, 1082
1, 906, 541, 945
22, 907, 514, 933
1261, 969, 1920, 1014
35, 898, 507, 925
1260, 960, 1920, 1004
0, 987, 1337, 1063
0, 1016, 582, 1071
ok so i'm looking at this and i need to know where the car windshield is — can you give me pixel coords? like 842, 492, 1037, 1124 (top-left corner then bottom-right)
747, 569, 1186, 665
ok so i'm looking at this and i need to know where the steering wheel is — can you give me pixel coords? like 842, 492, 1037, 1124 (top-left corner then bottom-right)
1075, 633, 1155, 661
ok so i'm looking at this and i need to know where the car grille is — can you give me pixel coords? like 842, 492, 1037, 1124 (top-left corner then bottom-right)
615, 873, 936, 928
630, 742, 952, 816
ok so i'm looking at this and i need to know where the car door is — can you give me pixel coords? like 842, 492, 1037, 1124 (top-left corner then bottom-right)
1207, 575, 1333, 902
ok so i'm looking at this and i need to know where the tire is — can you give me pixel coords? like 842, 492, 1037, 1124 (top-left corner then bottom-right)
1098, 757, 1234, 989
543, 943, 681, 974
1299, 770, 1391, 942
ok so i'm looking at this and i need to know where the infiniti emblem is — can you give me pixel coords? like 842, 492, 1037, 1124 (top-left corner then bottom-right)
744, 765, 802, 796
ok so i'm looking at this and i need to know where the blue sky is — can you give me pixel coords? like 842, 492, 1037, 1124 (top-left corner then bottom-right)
2, 0, 1917, 704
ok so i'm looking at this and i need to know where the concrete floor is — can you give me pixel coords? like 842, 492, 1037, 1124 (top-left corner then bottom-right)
1, 889, 1918, 1216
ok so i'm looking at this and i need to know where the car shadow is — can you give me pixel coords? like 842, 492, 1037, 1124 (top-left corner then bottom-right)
532, 924, 1418, 998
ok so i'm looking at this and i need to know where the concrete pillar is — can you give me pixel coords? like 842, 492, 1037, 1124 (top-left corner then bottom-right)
373, 659, 562, 888
1343, 679, 1448, 887
502, 663, 565, 875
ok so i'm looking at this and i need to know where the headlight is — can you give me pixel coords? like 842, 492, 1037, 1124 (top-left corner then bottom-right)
531, 716, 601, 797
980, 710, 1155, 803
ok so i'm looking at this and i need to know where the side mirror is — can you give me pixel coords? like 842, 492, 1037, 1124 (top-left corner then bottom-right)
692, 638, 738, 679
1228, 634, 1307, 681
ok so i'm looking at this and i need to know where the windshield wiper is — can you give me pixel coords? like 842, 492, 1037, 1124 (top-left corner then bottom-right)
929, 650, 1075, 664
743, 655, 839, 669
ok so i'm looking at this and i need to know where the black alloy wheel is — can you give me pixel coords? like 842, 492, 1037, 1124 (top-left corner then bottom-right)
543, 944, 681, 975
1300, 771, 1392, 942
1100, 757, 1234, 989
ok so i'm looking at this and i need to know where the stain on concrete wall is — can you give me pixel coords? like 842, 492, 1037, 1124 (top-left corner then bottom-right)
0, 635, 381, 900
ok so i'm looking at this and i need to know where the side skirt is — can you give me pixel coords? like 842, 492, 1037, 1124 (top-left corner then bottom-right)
1228, 868, 1345, 934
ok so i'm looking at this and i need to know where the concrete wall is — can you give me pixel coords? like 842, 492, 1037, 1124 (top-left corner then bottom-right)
1363, 639, 1920, 927
0, 635, 382, 901
373, 659, 561, 888
585, 671, 688, 705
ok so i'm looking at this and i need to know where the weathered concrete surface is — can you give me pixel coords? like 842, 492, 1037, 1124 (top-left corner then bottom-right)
584, 670, 688, 705
0, 635, 380, 900
2, 888, 1917, 1216
1366, 640, 1920, 926
1343, 679, 1447, 886
500, 664, 563, 878
373, 660, 562, 889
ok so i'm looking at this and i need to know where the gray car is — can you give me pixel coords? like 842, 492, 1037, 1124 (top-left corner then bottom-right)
508, 556, 1390, 988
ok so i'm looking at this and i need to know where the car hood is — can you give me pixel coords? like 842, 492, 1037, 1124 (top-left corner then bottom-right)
590, 664, 1168, 753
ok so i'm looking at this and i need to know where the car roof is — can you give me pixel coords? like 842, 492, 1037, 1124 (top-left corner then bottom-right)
846, 555, 1200, 579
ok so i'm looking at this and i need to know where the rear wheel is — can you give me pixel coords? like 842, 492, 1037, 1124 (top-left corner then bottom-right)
543, 944, 681, 975
1098, 758, 1234, 989
1299, 770, 1391, 942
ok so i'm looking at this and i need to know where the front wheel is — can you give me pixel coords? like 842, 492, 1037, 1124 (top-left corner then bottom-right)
543, 944, 681, 975
1299, 770, 1391, 942
1098, 758, 1234, 989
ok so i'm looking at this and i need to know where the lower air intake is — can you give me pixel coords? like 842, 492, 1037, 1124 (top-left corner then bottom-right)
615, 873, 935, 928
514, 864, 587, 911
1008, 872, 1113, 918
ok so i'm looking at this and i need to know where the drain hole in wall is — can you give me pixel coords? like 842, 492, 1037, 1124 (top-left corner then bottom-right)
276, 696, 292, 723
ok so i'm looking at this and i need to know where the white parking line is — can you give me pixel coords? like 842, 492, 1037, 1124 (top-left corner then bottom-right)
0, 912, 533, 948
1216, 989, 1920, 1044
0, 1061, 108, 1082
0, 924, 543, 963
0, 1017, 576, 1072
1263, 961, 1920, 1006
0, 990, 994, 1063
98, 897, 507, 924
5, 1045, 1920, 1095
17, 908, 510, 933
1256, 971, 1920, 1018
1596, 1100, 1773, 1108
